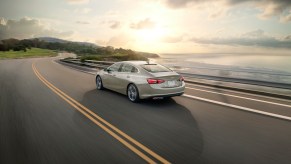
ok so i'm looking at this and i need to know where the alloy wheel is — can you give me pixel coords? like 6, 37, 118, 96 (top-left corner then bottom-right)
127, 84, 139, 102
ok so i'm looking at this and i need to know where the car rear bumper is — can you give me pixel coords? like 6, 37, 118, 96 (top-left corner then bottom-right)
146, 92, 184, 99
137, 82, 185, 99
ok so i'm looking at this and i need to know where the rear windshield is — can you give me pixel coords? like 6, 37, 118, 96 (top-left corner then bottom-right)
141, 64, 172, 73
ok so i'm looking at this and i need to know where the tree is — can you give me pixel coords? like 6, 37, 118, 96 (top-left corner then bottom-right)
13, 45, 26, 52
0, 43, 7, 51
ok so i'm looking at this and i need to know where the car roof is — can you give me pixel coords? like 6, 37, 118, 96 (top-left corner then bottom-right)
120, 60, 156, 65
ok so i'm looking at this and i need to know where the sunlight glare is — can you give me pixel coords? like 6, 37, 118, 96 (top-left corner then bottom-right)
135, 27, 166, 43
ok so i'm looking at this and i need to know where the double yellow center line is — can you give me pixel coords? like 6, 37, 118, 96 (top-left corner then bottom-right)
32, 63, 170, 164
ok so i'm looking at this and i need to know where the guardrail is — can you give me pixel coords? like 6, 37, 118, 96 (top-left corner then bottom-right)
60, 58, 291, 90
85, 60, 115, 65
60, 59, 114, 69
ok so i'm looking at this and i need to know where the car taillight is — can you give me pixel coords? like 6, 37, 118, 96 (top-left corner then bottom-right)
147, 78, 165, 84
179, 76, 184, 81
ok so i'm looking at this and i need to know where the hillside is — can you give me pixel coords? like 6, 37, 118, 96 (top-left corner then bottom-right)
137, 51, 159, 58
0, 37, 159, 61
36, 37, 100, 48
0, 48, 57, 59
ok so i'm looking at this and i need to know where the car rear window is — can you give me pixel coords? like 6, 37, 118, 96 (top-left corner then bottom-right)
120, 64, 138, 73
141, 64, 172, 73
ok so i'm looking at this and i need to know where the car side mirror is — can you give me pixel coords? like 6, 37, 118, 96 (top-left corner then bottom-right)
106, 68, 112, 73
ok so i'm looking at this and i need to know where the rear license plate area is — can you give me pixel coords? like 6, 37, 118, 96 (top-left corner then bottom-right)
167, 80, 177, 87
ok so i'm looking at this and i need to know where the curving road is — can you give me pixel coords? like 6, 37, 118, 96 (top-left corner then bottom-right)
1, 57, 291, 164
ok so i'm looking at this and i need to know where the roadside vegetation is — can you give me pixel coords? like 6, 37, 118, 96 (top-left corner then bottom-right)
79, 48, 147, 62
0, 38, 158, 61
0, 48, 57, 59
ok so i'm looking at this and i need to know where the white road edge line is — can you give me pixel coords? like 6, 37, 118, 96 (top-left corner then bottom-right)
183, 94, 291, 121
186, 82, 291, 103
186, 87, 291, 108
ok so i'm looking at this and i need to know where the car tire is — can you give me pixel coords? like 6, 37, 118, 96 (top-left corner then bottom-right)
96, 76, 104, 90
127, 84, 140, 102
163, 97, 171, 100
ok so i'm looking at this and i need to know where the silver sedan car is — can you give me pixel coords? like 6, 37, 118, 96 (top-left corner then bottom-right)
95, 61, 185, 102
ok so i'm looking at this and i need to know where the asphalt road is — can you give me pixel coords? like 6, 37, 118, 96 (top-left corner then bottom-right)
1, 58, 291, 164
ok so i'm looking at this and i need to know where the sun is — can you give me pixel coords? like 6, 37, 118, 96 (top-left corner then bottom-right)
135, 27, 166, 43
131, 26, 170, 52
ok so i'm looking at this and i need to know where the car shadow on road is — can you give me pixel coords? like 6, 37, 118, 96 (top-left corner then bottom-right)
75, 88, 206, 163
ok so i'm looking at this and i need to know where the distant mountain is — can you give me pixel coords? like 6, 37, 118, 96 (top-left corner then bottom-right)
74, 41, 100, 48
36, 37, 68, 43
36, 37, 100, 48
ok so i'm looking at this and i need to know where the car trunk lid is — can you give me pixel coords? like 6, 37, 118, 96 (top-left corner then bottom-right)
150, 72, 183, 88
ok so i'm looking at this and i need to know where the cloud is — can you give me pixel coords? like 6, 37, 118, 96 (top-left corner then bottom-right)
0, 17, 73, 40
109, 21, 120, 29
254, 0, 291, 19
161, 35, 184, 43
107, 34, 134, 47
208, 8, 226, 19
280, 12, 291, 22
130, 18, 155, 30
76, 21, 90, 24
65, 0, 90, 5
191, 29, 291, 49
100, 20, 121, 29
163, 0, 196, 8
162, 0, 291, 22
74, 8, 91, 14
95, 39, 107, 46
242, 29, 264, 38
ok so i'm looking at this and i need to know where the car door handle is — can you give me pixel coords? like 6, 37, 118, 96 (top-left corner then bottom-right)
127, 76, 130, 78
112, 74, 116, 77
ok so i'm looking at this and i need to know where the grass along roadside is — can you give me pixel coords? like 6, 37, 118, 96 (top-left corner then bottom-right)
0, 48, 57, 59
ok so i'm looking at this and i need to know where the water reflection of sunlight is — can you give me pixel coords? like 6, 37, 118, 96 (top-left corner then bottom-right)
153, 54, 291, 74
185, 55, 291, 73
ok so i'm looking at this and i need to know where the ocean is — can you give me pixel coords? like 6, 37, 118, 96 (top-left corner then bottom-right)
150, 53, 291, 84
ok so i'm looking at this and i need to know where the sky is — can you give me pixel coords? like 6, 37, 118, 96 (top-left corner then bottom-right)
0, 0, 291, 54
